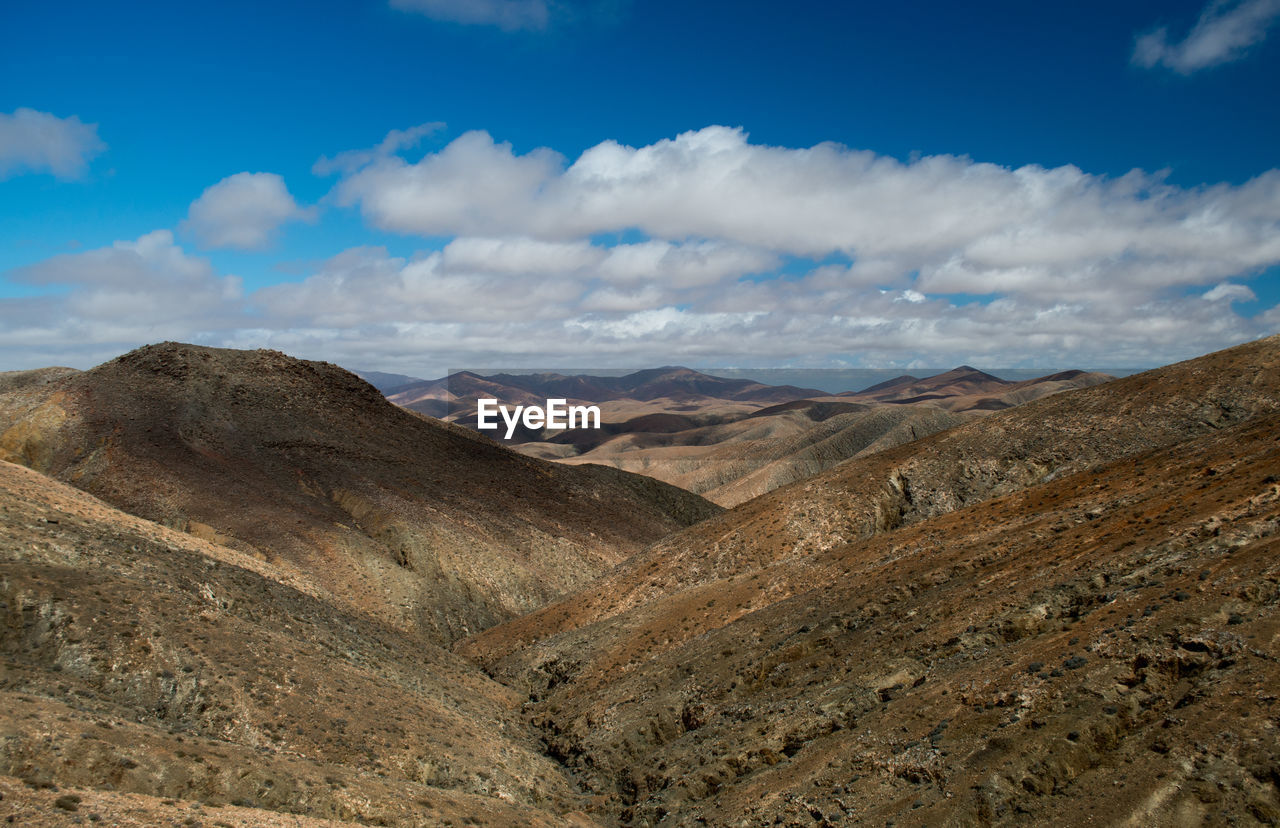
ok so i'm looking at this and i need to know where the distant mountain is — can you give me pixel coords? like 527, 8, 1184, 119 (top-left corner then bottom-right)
536, 402, 966, 507
387, 366, 830, 421
509, 367, 1112, 505
841, 365, 1112, 411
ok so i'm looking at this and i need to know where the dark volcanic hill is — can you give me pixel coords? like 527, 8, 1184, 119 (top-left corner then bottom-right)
460, 335, 1280, 825
0, 343, 720, 644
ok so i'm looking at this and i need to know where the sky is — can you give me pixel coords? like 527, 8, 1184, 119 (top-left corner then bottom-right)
2, 0, 1278, 376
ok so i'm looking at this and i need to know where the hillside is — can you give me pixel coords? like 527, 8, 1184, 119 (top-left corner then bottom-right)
0, 343, 720, 644
0, 459, 595, 825
4, 337, 1277, 826
459, 335, 1280, 825
540, 403, 966, 507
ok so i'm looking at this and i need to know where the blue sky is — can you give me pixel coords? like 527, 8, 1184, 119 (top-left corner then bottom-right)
2, 0, 1278, 374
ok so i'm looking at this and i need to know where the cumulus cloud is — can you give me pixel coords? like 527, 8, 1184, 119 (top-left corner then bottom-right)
1133, 0, 1280, 73
333, 130, 564, 236
390, 0, 550, 31
440, 236, 603, 274
330, 125, 1280, 307
183, 172, 314, 250
0, 108, 105, 180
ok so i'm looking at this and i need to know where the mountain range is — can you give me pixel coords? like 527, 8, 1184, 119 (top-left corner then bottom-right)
388, 365, 1112, 507
1, 337, 1277, 825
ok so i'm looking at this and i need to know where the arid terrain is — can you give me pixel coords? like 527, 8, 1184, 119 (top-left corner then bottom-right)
389, 365, 1110, 507
0, 345, 719, 643
2, 337, 1279, 826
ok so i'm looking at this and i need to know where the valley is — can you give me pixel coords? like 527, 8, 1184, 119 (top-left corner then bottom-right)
1, 337, 1277, 826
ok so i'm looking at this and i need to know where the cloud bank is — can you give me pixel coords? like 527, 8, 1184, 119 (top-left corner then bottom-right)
0, 108, 105, 180
1133, 0, 1280, 73
3, 126, 1278, 374
331, 126, 1280, 307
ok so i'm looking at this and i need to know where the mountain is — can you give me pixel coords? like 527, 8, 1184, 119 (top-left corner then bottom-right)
0, 343, 720, 645
6, 338, 1276, 825
841, 366, 1112, 412
459, 334, 1280, 825
514, 369, 1110, 507
387, 367, 829, 421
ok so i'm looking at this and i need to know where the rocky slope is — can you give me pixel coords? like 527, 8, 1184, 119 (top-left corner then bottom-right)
4, 337, 1277, 826
0, 459, 596, 826
0, 343, 720, 644
459, 335, 1280, 825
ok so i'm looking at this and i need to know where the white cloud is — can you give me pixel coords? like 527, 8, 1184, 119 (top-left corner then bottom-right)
333, 131, 564, 237
390, 0, 550, 31
0, 108, 105, 180
1, 231, 245, 366
595, 241, 777, 287
1203, 281, 1257, 301
183, 172, 314, 250
4, 125, 1278, 375
1133, 0, 1280, 73
330, 126, 1280, 307
440, 236, 603, 274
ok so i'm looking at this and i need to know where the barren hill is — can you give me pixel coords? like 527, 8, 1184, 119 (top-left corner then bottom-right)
459, 335, 1280, 825
0, 343, 719, 644
541, 403, 966, 507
